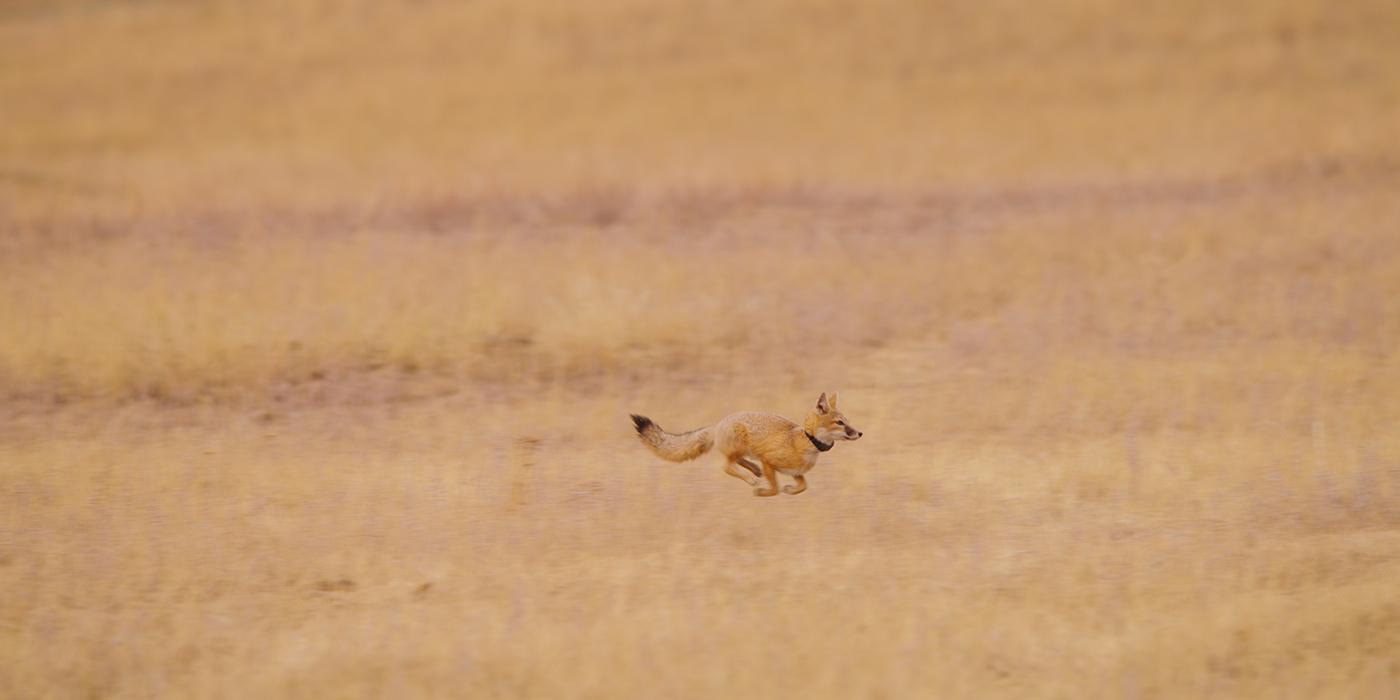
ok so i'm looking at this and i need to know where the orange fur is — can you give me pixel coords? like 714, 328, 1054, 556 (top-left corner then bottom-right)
631, 392, 862, 496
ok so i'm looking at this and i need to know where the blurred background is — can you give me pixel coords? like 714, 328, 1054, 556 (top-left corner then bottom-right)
2, 1, 1398, 697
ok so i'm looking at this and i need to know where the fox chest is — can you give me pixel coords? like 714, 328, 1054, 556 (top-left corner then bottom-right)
745, 431, 818, 474
760, 449, 817, 475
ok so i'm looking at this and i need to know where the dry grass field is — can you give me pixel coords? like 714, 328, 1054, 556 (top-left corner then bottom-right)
3, 0, 1400, 697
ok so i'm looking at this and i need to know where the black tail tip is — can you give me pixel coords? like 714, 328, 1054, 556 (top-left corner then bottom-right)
630, 414, 653, 433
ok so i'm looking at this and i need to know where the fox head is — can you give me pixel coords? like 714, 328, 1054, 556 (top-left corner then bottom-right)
805, 391, 862, 448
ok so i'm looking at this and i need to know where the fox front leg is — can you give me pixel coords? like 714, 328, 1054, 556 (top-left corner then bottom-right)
754, 462, 780, 497
782, 475, 807, 495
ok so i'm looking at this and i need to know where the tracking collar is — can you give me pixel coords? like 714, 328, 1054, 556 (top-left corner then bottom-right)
805, 431, 833, 452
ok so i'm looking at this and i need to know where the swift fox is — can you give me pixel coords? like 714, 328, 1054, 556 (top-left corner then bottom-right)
630, 392, 862, 496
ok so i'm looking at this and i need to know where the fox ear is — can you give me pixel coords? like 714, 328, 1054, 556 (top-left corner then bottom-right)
816, 392, 830, 414
828, 392, 839, 410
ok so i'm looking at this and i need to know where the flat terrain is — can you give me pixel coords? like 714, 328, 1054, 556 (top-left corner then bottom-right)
2, 1, 1399, 697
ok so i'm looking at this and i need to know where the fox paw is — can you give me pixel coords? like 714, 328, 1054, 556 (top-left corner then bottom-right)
782, 485, 805, 495
753, 487, 779, 497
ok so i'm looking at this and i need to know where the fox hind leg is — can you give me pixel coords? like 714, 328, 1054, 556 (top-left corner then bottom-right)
735, 456, 762, 478
723, 459, 759, 486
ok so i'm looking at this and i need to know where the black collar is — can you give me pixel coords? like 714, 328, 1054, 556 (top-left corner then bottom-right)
806, 431, 833, 452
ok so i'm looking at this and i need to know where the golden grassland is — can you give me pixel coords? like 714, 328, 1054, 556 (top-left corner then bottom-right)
3, 0, 1400, 697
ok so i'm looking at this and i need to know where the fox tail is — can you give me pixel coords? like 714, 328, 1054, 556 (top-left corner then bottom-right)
630, 414, 714, 462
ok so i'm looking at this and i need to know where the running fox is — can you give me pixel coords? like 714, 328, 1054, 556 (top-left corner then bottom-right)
630, 392, 862, 496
